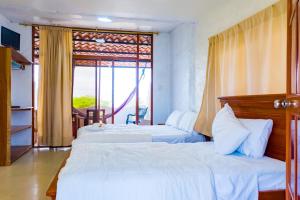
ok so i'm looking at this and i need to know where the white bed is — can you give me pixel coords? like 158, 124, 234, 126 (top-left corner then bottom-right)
56, 142, 285, 200
77, 123, 206, 143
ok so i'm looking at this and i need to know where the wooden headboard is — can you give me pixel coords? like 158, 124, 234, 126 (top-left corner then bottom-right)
218, 94, 286, 161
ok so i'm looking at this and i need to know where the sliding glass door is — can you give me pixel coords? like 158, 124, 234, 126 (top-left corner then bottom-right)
72, 58, 151, 125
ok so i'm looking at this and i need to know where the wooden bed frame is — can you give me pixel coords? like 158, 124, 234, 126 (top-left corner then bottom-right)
219, 94, 286, 200
47, 94, 286, 200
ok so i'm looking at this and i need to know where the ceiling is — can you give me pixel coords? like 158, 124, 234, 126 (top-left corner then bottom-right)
0, 0, 226, 32
0, 0, 279, 32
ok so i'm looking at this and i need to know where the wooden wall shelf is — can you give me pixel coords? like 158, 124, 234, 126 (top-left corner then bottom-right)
11, 48, 31, 66
0, 47, 33, 166
11, 125, 32, 135
11, 107, 33, 112
11, 145, 31, 163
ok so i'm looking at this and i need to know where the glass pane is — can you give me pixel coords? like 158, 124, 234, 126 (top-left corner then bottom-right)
291, 116, 296, 196
99, 64, 113, 124
297, 115, 300, 197
113, 62, 136, 124
290, 115, 300, 198
73, 66, 96, 114
138, 64, 151, 125
291, 0, 300, 94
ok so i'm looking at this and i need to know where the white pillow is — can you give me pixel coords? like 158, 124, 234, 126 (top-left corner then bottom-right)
177, 111, 197, 132
165, 110, 183, 127
212, 104, 250, 155
237, 119, 273, 158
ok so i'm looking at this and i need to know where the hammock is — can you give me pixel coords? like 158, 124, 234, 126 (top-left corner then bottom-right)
73, 67, 146, 120
104, 67, 146, 119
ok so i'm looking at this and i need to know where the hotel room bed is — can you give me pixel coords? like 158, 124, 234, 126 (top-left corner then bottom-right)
47, 94, 287, 200
56, 142, 285, 200
77, 123, 206, 144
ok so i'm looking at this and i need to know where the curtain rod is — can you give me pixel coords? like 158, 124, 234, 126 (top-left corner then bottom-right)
21, 23, 159, 35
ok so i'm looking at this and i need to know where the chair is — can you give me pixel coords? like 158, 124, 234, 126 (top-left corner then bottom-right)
84, 108, 106, 126
126, 107, 148, 124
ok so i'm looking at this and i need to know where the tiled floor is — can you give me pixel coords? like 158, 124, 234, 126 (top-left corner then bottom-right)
0, 148, 69, 200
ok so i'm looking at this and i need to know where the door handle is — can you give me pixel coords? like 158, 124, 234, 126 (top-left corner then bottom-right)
274, 99, 299, 109
274, 99, 282, 109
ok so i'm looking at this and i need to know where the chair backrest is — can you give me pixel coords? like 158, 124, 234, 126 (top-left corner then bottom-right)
85, 108, 106, 125
138, 107, 148, 118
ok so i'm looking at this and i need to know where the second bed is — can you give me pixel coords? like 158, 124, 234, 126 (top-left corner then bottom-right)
76, 110, 206, 144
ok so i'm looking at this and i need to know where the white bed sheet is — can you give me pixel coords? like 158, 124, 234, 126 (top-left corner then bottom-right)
77, 124, 189, 137
57, 142, 285, 200
75, 133, 152, 143
77, 124, 193, 143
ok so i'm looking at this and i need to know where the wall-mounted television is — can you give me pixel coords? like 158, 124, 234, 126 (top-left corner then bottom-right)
1, 26, 20, 50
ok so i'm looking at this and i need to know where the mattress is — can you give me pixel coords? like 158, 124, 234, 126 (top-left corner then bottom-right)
57, 142, 285, 200
77, 124, 204, 143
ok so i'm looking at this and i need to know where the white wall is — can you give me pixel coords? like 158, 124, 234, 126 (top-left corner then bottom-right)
0, 14, 32, 145
170, 23, 196, 112
170, 0, 279, 112
153, 33, 172, 124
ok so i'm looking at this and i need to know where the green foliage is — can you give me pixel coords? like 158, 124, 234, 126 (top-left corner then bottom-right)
73, 96, 95, 108
73, 96, 111, 108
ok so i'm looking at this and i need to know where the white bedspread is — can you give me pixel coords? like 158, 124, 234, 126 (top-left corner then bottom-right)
57, 142, 285, 200
77, 124, 193, 143
74, 133, 152, 143
77, 124, 188, 137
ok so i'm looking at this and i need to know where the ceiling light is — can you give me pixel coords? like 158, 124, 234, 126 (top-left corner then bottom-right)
97, 17, 112, 23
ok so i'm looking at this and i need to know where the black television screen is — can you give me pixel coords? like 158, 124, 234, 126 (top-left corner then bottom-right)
1, 26, 20, 50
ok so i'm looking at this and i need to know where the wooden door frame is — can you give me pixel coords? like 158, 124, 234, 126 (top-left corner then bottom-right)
286, 0, 300, 199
